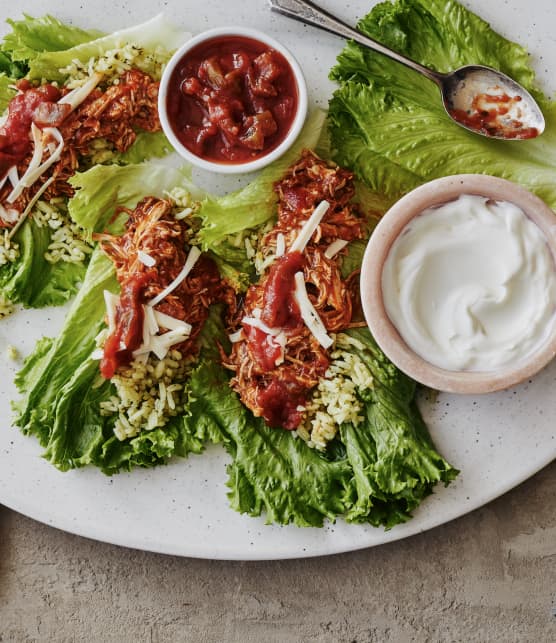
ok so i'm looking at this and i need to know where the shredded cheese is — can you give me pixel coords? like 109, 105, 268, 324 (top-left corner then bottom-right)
137, 250, 156, 267
8, 176, 55, 240
103, 290, 119, 333
241, 315, 280, 337
58, 72, 103, 110
7, 166, 19, 189
293, 271, 333, 349
148, 246, 201, 307
324, 239, 349, 259
154, 310, 192, 334
7, 126, 64, 203
229, 329, 245, 343
276, 233, 286, 257
289, 200, 330, 254
0, 204, 19, 225
134, 307, 192, 360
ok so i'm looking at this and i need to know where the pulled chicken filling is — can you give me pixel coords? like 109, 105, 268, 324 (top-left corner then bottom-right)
224, 150, 365, 430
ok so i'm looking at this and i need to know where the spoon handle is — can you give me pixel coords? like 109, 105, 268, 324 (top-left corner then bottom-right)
268, 0, 443, 85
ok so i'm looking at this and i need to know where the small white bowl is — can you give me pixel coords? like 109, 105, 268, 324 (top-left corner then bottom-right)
158, 27, 308, 174
360, 174, 556, 394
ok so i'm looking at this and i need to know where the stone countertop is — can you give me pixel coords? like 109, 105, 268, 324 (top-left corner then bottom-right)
1, 461, 555, 642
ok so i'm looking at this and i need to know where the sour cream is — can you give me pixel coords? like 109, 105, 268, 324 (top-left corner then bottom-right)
382, 194, 556, 371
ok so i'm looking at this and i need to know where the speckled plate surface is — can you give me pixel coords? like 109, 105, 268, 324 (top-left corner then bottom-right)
1, 0, 555, 560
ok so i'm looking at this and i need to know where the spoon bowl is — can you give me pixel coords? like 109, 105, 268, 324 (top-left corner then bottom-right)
269, 0, 545, 140
440, 65, 545, 139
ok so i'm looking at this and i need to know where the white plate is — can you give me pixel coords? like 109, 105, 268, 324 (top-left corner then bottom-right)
1, 0, 555, 560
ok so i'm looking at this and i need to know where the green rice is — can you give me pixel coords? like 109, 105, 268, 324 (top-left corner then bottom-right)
296, 333, 374, 449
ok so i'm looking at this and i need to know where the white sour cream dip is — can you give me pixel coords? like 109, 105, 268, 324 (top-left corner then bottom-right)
382, 194, 556, 371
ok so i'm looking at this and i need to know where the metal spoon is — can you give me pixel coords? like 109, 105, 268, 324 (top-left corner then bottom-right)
268, 0, 545, 140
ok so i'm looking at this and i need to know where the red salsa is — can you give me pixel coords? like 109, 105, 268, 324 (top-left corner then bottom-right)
0, 81, 69, 177
261, 250, 303, 328
100, 271, 153, 380
165, 35, 299, 164
256, 379, 306, 430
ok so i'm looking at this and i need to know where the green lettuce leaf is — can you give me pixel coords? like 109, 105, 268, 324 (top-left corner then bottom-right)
338, 328, 457, 526
328, 0, 556, 207
180, 325, 456, 528
27, 13, 188, 82
0, 218, 87, 308
0, 73, 16, 110
14, 248, 116, 444
1, 14, 102, 64
68, 161, 203, 235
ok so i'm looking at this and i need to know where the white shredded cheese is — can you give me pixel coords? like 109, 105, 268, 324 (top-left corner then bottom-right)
7, 166, 19, 189
103, 290, 119, 334
174, 207, 193, 220
7, 126, 64, 204
276, 233, 286, 257
133, 307, 192, 361
153, 310, 192, 333
148, 246, 201, 307
228, 329, 245, 343
241, 315, 280, 337
0, 204, 19, 225
324, 238, 349, 259
289, 200, 330, 253
58, 72, 103, 110
293, 271, 333, 349
138, 250, 156, 267
8, 176, 55, 240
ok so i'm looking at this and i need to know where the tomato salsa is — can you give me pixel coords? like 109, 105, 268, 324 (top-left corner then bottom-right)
165, 35, 299, 164
0, 81, 68, 178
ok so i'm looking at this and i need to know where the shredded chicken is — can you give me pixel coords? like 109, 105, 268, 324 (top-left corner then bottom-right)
0, 70, 160, 225
97, 196, 235, 379
224, 150, 366, 430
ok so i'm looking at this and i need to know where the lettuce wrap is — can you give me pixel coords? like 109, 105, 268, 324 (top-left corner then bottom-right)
0, 14, 187, 312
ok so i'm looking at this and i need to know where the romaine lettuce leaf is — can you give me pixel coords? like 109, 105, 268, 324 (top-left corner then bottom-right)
182, 325, 456, 528
0, 72, 16, 110
68, 161, 202, 235
328, 0, 556, 207
27, 13, 189, 82
1, 14, 102, 64
0, 218, 86, 308
14, 248, 115, 445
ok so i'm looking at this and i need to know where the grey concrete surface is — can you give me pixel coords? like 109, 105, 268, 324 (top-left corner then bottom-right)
1, 460, 555, 643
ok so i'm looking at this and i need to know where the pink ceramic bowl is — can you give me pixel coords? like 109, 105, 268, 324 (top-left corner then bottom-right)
360, 174, 556, 394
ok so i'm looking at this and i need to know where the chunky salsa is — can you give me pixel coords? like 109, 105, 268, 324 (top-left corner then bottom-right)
165, 35, 299, 164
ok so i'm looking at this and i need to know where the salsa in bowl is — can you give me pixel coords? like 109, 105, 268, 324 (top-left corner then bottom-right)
158, 27, 308, 173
